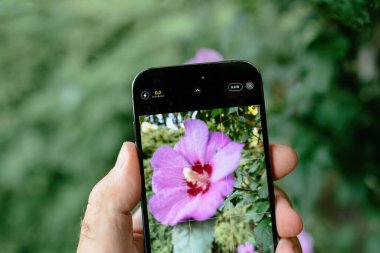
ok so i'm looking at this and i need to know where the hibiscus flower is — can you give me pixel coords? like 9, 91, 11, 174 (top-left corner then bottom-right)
148, 119, 244, 226
298, 229, 314, 253
237, 242, 257, 253
185, 48, 224, 64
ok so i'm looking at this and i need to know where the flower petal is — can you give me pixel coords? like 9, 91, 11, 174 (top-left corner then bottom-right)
150, 175, 234, 225
185, 175, 234, 221
205, 132, 231, 163
150, 146, 190, 193
210, 141, 244, 182
174, 119, 209, 164
298, 230, 314, 253
237, 242, 255, 253
245, 242, 255, 252
149, 189, 192, 226
185, 48, 224, 64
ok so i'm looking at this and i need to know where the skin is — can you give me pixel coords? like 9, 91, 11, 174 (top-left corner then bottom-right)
77, 142, 303, 253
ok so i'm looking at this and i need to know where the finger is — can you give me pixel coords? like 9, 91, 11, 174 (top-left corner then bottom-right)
132, 207, 143, 234
270, 144, 298, 180
275, 187, 303, 238
132, 208, 144, 253
77, 142, 142, 253
276, 237, 302, 253
275, 185, 292, 206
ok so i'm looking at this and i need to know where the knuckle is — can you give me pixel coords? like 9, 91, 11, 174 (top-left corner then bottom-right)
79, 205, 97, 240
88, 174, 111, 206
80, 182, 107, 240
78, 174, 113, 242
80, 217, 95, 240
88, 184, 102, 205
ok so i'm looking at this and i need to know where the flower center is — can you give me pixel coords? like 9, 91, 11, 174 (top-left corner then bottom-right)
183, 162, 212, 196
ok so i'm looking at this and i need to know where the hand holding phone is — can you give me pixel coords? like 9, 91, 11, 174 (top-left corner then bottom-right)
132, 61, 301, 253
76, 61, 303, 253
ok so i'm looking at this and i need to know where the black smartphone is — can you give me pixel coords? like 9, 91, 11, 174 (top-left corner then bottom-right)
132, 61, 277, 253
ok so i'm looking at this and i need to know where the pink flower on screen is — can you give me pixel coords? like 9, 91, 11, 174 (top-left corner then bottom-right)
237, 242, 256, 253
298, 229, 314, 253
149, 119, 244, 226
186, 48, 224, 64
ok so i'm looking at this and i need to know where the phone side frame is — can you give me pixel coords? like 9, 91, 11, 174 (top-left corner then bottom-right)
132, 111, 153, 253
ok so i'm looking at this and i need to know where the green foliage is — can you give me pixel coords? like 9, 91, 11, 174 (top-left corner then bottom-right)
149, 224, 173, 253
0, 0, 379, 252
172, 221, 215, 253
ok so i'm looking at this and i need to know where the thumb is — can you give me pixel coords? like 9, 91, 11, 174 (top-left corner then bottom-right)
77, 142, 142, 253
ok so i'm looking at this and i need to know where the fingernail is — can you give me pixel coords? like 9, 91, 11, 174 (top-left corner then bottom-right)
114, 142, 129, 170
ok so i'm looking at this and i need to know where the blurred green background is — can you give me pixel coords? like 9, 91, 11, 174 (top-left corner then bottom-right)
0, 0, 379, 252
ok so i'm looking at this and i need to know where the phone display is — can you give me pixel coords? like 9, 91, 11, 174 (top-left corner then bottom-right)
133, 62, 277, 253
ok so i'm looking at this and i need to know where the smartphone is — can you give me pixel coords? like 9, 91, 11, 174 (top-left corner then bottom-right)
132, 61, 277, 253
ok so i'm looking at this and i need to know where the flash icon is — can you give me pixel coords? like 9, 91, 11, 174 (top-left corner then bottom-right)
141, 91, 149, 100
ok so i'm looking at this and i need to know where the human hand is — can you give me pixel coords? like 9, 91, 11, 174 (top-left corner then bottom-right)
77, 142, 303, 253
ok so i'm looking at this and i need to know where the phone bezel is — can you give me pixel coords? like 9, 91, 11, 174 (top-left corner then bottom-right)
132, 61, 278, 252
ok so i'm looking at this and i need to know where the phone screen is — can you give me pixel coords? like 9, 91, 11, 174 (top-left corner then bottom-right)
133, 62, 277, 253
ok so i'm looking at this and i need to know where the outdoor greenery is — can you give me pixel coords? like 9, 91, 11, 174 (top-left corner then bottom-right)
0, 0, 379, 253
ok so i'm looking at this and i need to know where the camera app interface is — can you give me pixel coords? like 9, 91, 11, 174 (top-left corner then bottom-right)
140, 105, 274, 253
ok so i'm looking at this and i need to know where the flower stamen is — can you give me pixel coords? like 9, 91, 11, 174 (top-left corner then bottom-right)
183, 167, 208, 184
183, 162, 212, 196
